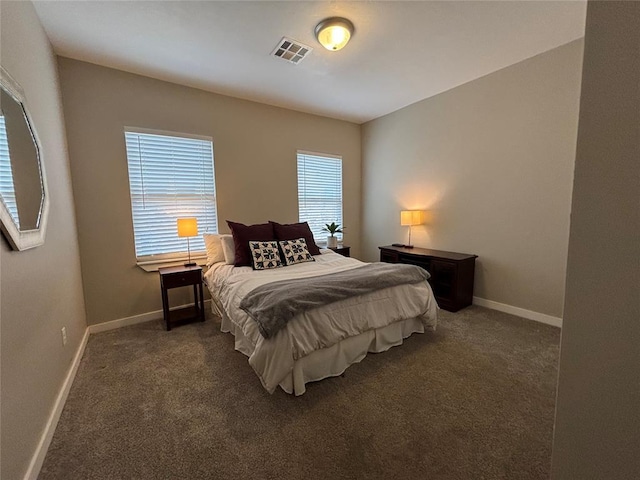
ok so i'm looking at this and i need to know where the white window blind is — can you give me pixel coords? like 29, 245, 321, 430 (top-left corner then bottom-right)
0, 115, 19, 228
297, 151, 343, 242
124, 129, 218, 261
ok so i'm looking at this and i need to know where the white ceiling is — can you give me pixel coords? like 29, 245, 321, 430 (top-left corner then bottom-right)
33, 1, 586, 124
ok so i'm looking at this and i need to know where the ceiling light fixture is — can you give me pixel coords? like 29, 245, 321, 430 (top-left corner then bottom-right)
314, 17, 354, 51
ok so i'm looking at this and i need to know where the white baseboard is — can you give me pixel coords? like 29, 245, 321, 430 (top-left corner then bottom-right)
473, 296, 562, 328
88, 299, 212, 334
24, 328, 90, 480
88, 309, 163, 334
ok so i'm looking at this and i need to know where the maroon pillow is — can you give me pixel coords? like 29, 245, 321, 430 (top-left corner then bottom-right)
227, 221, 275, 267
270, 221, 321, 256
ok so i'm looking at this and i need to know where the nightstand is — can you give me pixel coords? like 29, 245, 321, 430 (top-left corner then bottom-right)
328, 245, 350, 257
158, 265, 205, 331
379, 245, 477, 312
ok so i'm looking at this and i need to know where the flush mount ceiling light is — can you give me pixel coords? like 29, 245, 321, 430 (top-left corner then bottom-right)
314, 17, 354, 51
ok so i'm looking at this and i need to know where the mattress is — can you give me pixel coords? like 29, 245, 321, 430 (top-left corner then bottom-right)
204, 249, 438, 395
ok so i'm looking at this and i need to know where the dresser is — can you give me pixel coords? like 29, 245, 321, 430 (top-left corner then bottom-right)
379, 245, 477, 312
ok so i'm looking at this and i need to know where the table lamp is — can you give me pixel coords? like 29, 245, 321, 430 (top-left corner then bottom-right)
177, 217, 198, 266
400, 210, 423, 248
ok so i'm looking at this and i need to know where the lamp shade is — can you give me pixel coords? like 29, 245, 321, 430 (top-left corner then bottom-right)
177, 217, 198, 237
315, 17, 354, 51
400, 210, 423, 226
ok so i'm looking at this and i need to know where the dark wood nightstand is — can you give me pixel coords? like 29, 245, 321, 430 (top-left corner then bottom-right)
379, 245, 477, 312
328, 245, 350, 257
158, 265, 205, 331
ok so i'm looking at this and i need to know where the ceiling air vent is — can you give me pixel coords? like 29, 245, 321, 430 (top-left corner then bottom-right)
271, 37, 312, 65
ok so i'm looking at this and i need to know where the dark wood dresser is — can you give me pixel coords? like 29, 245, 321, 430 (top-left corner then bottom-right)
379, 245, 477, 312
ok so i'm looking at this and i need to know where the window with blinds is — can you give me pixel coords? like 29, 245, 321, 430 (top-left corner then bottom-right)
297, 151, 343, 242
0, 115, 19, 228
124, 129, 218, 262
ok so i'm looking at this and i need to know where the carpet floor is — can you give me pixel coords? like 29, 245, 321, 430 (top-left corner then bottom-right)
39, 306, 560, 480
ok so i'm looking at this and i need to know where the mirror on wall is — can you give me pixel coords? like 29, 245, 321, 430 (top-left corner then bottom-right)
0, 66, 48, 250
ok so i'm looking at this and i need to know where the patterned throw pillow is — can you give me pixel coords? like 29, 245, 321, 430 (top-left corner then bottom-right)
279, 238, 315, 266
249, 241, 283, 270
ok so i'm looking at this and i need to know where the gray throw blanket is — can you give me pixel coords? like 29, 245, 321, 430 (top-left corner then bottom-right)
239, 263, 430, 339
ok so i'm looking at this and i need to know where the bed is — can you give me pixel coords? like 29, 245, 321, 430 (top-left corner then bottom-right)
204, 248, 438, 395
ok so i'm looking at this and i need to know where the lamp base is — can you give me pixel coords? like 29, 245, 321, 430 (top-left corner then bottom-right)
184, 262, 197, 267
392, 243, 414, 248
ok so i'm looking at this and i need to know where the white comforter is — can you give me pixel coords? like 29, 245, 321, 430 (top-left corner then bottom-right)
204, 249, 438, 393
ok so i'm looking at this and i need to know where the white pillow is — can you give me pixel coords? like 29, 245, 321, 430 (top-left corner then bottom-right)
203, 233, 225, 267
220, 234, 236, 265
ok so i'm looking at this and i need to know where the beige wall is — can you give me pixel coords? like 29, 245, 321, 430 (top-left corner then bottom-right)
57, 58, 361, 326
551, 2, 639, 478
0, 2, 87, 479
361, 40, 583, 318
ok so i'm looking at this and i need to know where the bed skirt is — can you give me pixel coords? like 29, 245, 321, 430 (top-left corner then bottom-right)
215, 300, 427, 396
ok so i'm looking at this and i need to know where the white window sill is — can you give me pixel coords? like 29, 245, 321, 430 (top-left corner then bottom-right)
136, 256, 208, 272
316, 238, 343, 247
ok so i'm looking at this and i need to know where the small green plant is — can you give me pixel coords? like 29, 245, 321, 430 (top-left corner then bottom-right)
322, 222, 343, 237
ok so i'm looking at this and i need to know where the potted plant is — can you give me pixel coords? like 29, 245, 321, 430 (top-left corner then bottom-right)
322, 222, 343, 248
